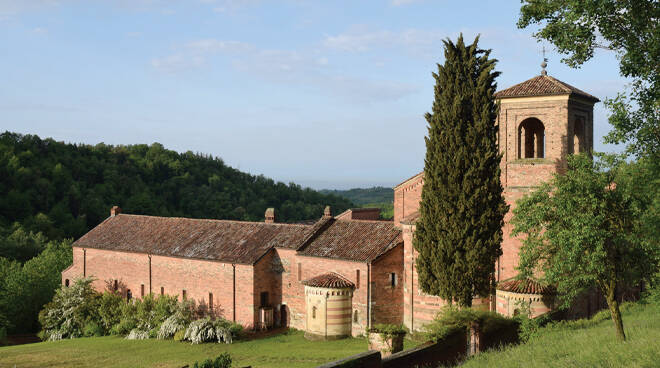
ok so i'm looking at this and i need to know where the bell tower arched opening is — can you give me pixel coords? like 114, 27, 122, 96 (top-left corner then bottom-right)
573, 117, 585, 154
518, 118, 545, 159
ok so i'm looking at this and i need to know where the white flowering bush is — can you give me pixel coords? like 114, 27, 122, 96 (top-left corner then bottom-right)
184, 318, 217, 344
38, 278, 100, 341
126, 328, 150, 340
157, 312, 189, 339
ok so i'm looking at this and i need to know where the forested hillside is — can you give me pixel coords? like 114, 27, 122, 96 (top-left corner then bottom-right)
321, 187, 394, 219
0, 132, 352, 244
321, 187, 393, 205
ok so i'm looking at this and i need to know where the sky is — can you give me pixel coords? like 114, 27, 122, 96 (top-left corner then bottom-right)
1, 0, 628, 189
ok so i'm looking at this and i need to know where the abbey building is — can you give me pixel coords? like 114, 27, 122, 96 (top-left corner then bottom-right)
62, 73, 600, 338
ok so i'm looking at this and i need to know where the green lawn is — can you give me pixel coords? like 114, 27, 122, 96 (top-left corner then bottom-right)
0, 329, 416, 368
461, 300, 660, 368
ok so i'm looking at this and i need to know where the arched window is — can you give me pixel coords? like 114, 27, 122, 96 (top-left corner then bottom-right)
518, 118, 545, 158
353, 310, 358, 323
65, 279, 70, 287
126, 289, 132, 301
573, 117, 585, 154
312, 306, 317, 319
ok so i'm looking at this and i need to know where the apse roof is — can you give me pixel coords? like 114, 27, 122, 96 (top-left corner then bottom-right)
497, 278, 556, 295
302, 272, 355, 289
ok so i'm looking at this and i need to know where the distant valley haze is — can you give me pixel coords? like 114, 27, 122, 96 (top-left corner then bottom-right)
1, 0, 627, 189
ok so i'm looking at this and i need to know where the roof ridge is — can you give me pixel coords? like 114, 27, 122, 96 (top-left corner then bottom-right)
544, 75, 572, 93
113, 213, 311, 227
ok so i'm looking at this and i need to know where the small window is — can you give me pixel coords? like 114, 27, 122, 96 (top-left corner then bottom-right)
141, 284, 145, 297
65, 279, 70, 287
182, 289, 187, 300
389, 273, 397, 288
209, 293, 214, 310
127, 289, 132, 301
356, 270, 360, 289
114, 280, 118, 291
160, 286, 164, 296
260, 291, 269, 307
353, 310, 358, 323
297, 263, 302, 281
312, 306, 317, 319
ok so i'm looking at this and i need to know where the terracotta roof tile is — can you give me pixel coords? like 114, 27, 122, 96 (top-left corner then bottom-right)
495, 75, 599, 102
302, 272, 355, 289
497, 278, 555, 295
297, 219, 402, 262
74, 214, 310, 264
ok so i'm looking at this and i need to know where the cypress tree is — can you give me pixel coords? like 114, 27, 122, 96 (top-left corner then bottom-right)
413, 35, 507, 307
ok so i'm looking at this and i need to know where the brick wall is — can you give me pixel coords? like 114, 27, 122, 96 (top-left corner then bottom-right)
370, 244, 404, 325
393, 173, 423, 226
62, 247, 256, 327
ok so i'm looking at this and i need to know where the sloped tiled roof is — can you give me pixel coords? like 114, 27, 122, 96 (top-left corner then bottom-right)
400, 211, 420, 225
297, 218, 402, 262
74, 214, 310, 264
497, 278, 556, 295
302, 272, 355, 289
394, 171, 424, 190
495, 75, 599, 102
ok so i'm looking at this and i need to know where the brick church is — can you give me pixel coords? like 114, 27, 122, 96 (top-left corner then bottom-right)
62, 71, 599, 338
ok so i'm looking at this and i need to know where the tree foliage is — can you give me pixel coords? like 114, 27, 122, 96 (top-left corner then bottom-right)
0, 131, 353, 246
512, 154, 659, 341
518, 0, 660, 158
413, 35, 507, 307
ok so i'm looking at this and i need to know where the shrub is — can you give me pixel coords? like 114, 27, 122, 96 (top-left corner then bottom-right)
98, 291, 123, 334
424, 306, 516, 343
192, 353, 232, 368
184, 318, 217, 344
38, 277, 100, 341
369, 324, 408, 340
125, 328, 150, 340
173, 329, 186, 342
83, 321, 103, 337
157, 311, 190, 340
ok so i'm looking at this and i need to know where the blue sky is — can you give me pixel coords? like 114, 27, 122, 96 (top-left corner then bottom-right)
1, 0, 627, 189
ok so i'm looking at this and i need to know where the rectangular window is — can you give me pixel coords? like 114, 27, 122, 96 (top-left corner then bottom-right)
260, 291, 269, 307
297, 263, 302, 281
182, 289, 187, 300
141, 284, 145, 297
113, 279, 118, 291
209, 293, 214, 310
356, 270, 360, 289
389, 273, 397, 288
160, 286, 164, 296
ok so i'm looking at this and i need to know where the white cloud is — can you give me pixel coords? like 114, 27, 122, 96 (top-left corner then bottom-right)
390, 0, 422, 6
32, 27, 47, 34
323, 27, 447, 57
151, 54, 205, 73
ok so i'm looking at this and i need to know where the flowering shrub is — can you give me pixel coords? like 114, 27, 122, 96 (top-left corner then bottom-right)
157, 312, 190, 340
38, 278, 100, 341
126, 328, 150, 340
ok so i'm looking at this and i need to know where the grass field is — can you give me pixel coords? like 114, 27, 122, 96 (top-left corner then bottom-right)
461, 300, 660, 367
0, 329, 416, 368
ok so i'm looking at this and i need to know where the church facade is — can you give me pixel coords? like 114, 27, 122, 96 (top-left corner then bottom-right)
62, 72, 600, 337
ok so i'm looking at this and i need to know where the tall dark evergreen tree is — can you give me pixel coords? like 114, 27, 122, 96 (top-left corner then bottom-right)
413, 35, 507, 307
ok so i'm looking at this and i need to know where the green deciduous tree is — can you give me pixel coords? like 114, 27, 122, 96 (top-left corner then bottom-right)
517, 0, 660, 158
512, 154, 658, 341
414, 35, 508, 307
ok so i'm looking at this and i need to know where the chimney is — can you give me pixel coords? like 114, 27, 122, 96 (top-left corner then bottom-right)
265, 208, 275, 223
110, 206, 121, 217
323, 206, 332, 218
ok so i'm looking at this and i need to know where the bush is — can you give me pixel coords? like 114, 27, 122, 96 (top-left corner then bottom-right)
98, 291, 123, 334
173, 329, 186, 342
83, 321, 103, 337
369, 324, 408, 339
157, 311, 190, 340
192, 353, 232, 368
125, 328, 150, 340
424, 306, 516, 343
38, 277, 100, 341
184, 318, 217, 344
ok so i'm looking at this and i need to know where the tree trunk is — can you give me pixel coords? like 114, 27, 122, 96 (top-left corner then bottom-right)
605, 283, 626, 341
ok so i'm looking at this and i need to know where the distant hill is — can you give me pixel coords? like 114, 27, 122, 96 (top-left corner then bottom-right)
320, 187, 393, 205
321, 187, 394, 219
0, 132, 354, 245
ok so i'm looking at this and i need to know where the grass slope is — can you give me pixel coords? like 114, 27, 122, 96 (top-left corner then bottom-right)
0, 329, 416, 368
462, 301, 660, 367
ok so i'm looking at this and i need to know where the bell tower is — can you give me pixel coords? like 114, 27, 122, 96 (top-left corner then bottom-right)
494, 65, 600, 281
